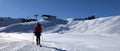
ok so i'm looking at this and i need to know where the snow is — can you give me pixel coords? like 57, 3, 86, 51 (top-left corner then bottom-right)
0, 16, 120, 51
0, 33, 120, 51
0, 17, 21, 27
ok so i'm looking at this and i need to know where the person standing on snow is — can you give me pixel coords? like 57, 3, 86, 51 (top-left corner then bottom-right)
33, 22, 42, 46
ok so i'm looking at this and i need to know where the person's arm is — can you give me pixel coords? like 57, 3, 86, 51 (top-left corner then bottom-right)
39, 25, 42, 33
33, 27, 37, 33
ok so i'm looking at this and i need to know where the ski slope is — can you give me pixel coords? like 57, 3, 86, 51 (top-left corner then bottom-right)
0, 33, 120, 51
0, 16, 120, 51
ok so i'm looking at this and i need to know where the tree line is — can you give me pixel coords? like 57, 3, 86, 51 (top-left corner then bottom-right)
0, 14, 97, 23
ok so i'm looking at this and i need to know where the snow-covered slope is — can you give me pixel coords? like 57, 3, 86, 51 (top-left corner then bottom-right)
0, 16, 120, 34
0, 17, 22, 27
0, 22, 35, 33
66, 16, 120, 34
0, 16, 120, 51
0, 19, 68, 33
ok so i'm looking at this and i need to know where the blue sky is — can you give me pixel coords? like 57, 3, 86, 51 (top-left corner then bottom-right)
0, 0, 120, 19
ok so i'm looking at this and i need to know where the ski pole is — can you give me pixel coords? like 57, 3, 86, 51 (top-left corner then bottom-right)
32, 33, 34, 44
41, 33, 43, 45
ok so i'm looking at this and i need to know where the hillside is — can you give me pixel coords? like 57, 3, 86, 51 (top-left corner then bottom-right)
66, 16, 120, 34
0, 17, 22, 27
0, 16, 120, 51
0, 16, 120, 34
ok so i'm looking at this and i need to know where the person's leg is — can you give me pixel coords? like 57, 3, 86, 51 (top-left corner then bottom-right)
38, 36, 40, 45
39, 35, 42, 47
36, 36, 38, 45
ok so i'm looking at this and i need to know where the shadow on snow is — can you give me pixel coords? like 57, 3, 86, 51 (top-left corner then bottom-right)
42, 45, 67, 51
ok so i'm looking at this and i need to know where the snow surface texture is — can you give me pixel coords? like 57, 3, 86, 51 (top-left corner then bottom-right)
0, 16, 120, 51
0, 33, 120, 51
0, 16, 120, 34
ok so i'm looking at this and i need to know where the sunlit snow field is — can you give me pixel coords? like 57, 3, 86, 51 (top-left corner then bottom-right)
0, 16, 120, 51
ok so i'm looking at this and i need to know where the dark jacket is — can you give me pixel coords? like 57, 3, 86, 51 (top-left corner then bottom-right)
34, 23, 42, 33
